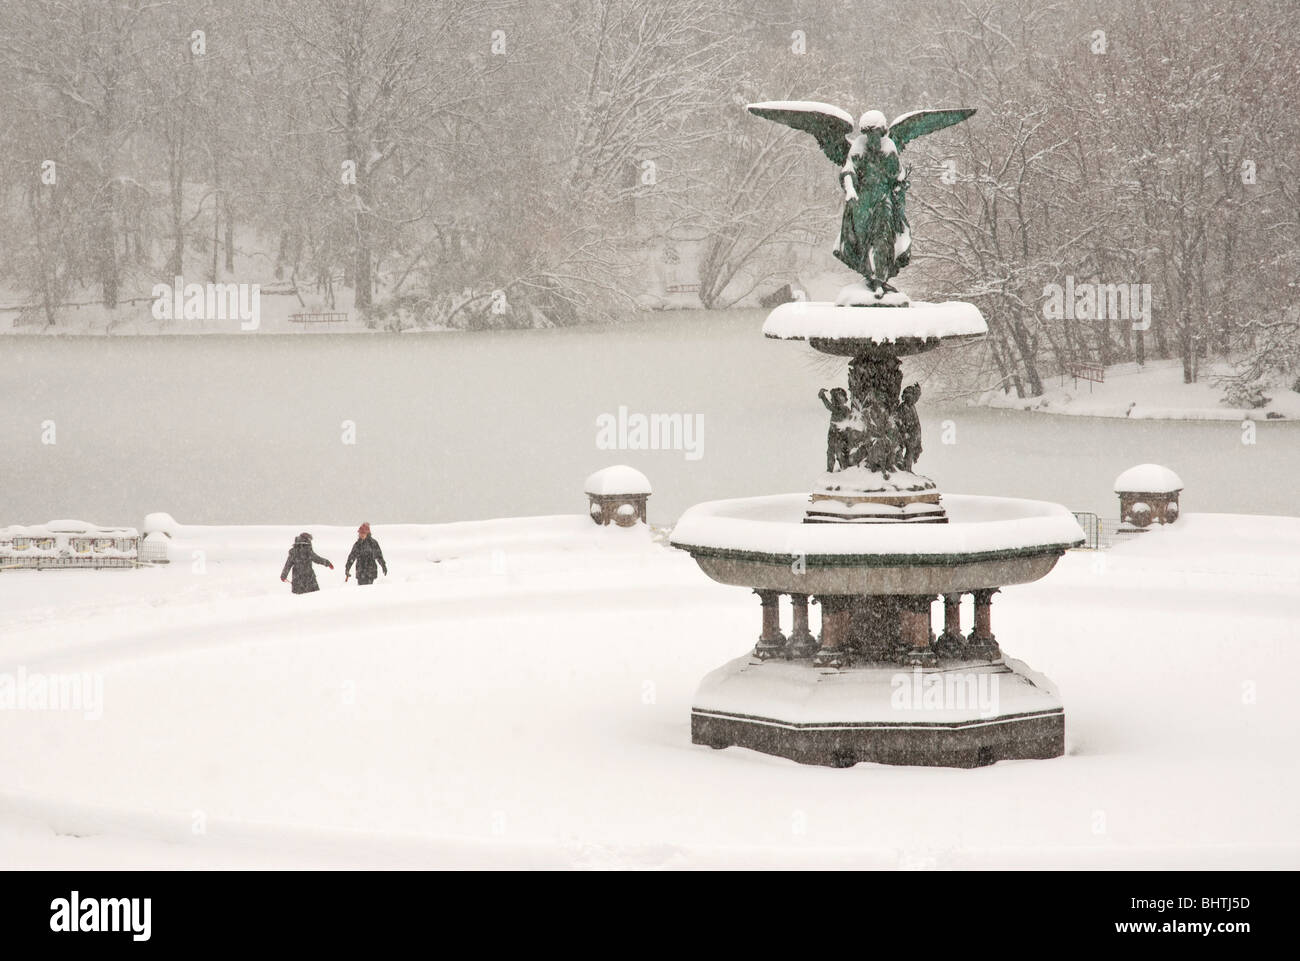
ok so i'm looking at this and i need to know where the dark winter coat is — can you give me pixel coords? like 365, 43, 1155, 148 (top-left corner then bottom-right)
281, 538, 332, 593
345, 536, 387, 585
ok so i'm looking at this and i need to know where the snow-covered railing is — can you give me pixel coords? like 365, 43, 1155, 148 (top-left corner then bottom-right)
1064, 362, 1105, 391
0, 520, 139, 570
289, 312, 348, 325
1070, 511, 1101, 549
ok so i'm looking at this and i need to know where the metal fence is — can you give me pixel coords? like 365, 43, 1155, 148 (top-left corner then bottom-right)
1071, 511, 1101, 549
1, 555, 139, 571
1070, 512, 1135, 550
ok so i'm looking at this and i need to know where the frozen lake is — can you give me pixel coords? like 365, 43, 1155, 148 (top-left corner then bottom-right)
3, 312, 1297, 526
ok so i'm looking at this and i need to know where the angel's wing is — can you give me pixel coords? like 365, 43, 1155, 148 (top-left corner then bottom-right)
887, 108, 976, 150
747, 101, 855, 166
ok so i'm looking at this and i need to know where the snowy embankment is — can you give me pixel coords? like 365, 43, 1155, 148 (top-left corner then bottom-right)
1, 511, 1297, 869
979, 358, 1300, 421
0, 291, 429, 337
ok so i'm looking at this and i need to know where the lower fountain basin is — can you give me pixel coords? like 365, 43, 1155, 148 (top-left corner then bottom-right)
670, 493, 1084, 595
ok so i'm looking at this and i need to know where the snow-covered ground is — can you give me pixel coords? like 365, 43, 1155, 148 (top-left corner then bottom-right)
981, 358, 1300, 421
1, 510, 1297, 869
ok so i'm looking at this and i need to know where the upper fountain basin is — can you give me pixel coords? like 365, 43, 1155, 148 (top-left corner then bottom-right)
670, 493, 1084, 595
764, 300, 987, 357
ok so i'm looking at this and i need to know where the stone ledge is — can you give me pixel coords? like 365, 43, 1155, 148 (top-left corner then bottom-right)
692, 708, 1064, 767
691, 654, 1064, 767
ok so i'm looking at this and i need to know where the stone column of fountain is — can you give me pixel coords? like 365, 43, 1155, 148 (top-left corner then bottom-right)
668, 99, 1085, 768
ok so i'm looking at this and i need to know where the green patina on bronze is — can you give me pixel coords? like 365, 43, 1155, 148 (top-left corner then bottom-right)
747, 102, 977, 480
747, 104, 975, 294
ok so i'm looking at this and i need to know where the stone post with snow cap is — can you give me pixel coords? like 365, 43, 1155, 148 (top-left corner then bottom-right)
1114, 463, 1183, 529
140, 512, 179, 564
584, 466, 651, 527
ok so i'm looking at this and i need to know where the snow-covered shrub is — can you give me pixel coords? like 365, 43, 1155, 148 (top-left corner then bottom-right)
1221, 380, 1271, 409
359, 294, 442, 333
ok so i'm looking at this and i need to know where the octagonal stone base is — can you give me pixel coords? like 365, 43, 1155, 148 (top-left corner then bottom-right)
691, 655, 1063, 768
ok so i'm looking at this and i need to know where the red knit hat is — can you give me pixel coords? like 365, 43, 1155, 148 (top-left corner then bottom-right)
358, 522, 371, 536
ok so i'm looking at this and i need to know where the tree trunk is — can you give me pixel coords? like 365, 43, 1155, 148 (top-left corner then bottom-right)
224, 194, 235, 273
211, 191, 219, 281
30, 190, 57, 327
276, 230, 290, 279
98, 209, 119, 308
354, 227, 372, 309
1005, 314, 1044, 396
96, 171, 121, 309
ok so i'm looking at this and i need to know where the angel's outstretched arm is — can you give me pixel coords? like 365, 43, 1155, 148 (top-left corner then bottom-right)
840, 156, 858, 202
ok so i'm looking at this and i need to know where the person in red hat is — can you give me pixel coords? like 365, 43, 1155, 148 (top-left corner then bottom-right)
345, 522, 387, 585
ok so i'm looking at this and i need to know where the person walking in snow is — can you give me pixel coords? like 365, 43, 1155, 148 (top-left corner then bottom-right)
345, 522, 387, 586
280, 532, 333, 593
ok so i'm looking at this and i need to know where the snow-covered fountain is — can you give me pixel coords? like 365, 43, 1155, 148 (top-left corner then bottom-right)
670, 100, 1084, 768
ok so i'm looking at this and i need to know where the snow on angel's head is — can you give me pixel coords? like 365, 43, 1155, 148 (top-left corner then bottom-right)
858, 110, 887, 132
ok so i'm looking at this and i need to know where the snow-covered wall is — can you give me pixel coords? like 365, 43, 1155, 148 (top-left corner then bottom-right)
0, 520, 139, 567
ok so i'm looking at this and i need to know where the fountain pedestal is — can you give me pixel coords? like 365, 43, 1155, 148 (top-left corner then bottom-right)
672, 492, 1083, 767
807, 468, 947, 524
692, 657, 1065, 769
670, 298, 1084, 768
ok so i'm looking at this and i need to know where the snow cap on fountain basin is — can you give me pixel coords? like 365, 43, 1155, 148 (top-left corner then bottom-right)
671, 493, 1084, 595
763, 300, 987, 356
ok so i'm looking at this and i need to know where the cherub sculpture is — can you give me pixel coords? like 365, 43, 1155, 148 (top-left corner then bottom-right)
818, 375, 924, 479
747, 102, 975, 302
896, 383, 923, 473
818, 387, 853, 472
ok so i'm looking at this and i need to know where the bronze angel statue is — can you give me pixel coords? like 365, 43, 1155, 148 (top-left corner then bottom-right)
748, 102, 974, 304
